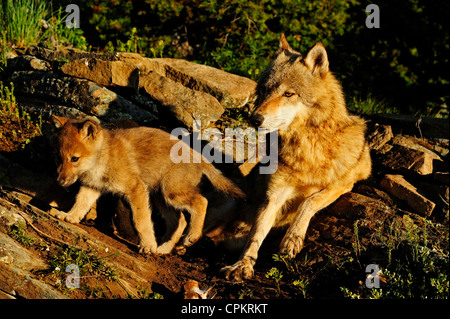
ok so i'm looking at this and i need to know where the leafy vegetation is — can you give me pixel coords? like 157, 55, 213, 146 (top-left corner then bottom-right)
343, 215, 448, 299
49, 245, 120, 296
0, 81, 41, 151
0, 0, 448, 116
264, 213, 449, 299
76, 0, 448, 117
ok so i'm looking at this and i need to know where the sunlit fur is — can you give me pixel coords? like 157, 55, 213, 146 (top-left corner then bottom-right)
52, 116, 244, 255
208, 35, 372, 281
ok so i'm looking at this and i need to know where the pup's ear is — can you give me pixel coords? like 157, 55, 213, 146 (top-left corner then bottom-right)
304, 42, 329, 77
51, 115, 68, 129
80, 118, 101, 140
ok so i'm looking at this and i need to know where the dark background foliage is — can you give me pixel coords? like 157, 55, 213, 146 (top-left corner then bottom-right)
2, 0, 449, 117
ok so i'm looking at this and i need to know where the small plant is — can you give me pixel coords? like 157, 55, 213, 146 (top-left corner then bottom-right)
293, 279, 309, 299
50, 245, 119, 293
135, 286, 164, 299
352, 220, 362, 258
9, 223, 36, 247
237, 287, 255, 299
272, 253, 295, 273
0, 81, 42, 150
265, 267, 283, 295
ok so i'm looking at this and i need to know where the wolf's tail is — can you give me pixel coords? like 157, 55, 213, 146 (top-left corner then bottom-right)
202, 163, 245, 199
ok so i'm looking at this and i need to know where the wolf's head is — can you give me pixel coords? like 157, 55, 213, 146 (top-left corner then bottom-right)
52, 115, 103, 187
250, 34, 347, 130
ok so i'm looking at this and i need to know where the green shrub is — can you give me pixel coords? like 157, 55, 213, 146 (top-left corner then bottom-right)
79, 0, 448, 117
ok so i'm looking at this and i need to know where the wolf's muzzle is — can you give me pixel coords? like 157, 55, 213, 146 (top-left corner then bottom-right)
249, 113, 264, 127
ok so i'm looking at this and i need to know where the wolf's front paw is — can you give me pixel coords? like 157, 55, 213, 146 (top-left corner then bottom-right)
279, 234, 304, 258
182, 232, 201, 248
138, 239, 158, 255
220, 258, 254, 282
64, 213, 84, 224
55, 211, 82, 224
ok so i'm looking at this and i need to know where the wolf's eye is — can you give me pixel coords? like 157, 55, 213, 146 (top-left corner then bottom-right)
283, 91, 295, 98
71, 156, 79, 162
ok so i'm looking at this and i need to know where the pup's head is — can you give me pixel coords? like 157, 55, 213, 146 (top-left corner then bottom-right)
51, 115, 102, 187
250, 34, 346, 130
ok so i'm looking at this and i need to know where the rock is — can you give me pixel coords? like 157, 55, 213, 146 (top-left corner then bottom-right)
353, 184, 396, 206
327, 192, 395, 221
8, 71, 157, 123
26, 45, 117, 63
392, 135, 443, 160
367, 124, 393, 150
61, 58, 139, 90
7, 55, 51, 72
115, 52, 163, 74
371, 113, 449, 139
380, 174, 436, 216
380, 144, 437, 175
117, 53, 257, 109
0, 230, 66, 299
0, 204, 26, 233
140, 71, 223, 128
154, 58, 256, 108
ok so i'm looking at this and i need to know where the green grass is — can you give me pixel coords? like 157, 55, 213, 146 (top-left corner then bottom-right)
347, 94, 398, 116
9, 222, 37, 247
0, 81, 42, 149
0, 0, 88, 57
0, 0, 48, 48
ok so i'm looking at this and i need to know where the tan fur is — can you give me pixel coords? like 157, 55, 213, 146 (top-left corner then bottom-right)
52, 116, 244, 255
213, 36, 372, 281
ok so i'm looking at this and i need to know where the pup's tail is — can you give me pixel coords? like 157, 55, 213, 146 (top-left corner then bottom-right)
202, 164, 245, 200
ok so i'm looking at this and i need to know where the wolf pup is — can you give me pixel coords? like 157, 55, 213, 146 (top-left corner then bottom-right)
51, 115, 244, 255
219, 34, 372, 281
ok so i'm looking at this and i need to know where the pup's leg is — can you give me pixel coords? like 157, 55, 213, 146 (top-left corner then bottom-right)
183, 194, 208, 247
165, 191, 208, 247
153, 197, 187, 254
55, 186, 100, 223
126, 181, 158, 254
221, 186, 295, 281
280, 184, 353, 258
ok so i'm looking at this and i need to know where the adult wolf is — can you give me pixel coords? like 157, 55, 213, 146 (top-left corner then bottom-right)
215, 34, 372, 281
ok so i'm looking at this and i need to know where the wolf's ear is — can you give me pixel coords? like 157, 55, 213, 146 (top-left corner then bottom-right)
304, 42, 329, 77
80, 118, 101, 140
278, 33, 302, 58
51, 115, 68, 129
279, 33, 293, 52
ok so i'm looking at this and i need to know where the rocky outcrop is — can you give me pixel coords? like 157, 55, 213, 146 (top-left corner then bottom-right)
6, 48, 256, 129
9, 71, 156, 123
